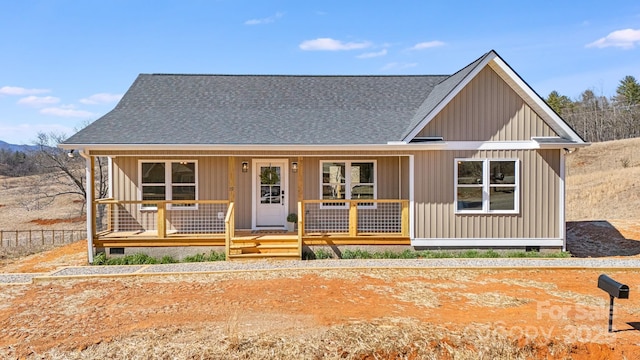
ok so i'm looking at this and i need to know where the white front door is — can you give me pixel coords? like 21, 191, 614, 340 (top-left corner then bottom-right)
253, 160, 288, 229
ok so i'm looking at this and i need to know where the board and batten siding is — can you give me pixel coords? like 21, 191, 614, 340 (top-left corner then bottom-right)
417, 67, 556, 141
413, 149, 560, 239
112, 156, 229, 201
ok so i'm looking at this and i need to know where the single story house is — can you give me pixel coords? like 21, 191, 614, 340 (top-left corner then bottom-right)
60, 50, 587, 262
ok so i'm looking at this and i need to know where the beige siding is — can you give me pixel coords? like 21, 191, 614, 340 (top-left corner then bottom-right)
417, 67, 556, 141
413, 149, 560, 239
112, 156, 228, 201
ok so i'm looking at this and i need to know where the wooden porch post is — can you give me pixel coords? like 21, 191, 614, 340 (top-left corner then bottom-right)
297, 157, 304, 258
349, 201, 358, 237
157, 202, 167, 238
401, 200, 409, 237
228, 157, 235, 203
227, 157, 235, 259
297, 157, 303, 202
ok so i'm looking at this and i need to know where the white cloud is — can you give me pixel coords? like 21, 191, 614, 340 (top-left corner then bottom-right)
40, 105, 95, 118
381, 62, 418, 71
357, 49, 388, 59
409, 41, 445, 50
299, 38, 371, 51
17, 96, 60, 108
244, 12, 284, 25
79, 93, 123, 105
586, 28, 640, 49
0, 86, 50, 96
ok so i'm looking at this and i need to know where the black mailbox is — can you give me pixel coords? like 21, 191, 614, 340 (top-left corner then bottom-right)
597, 274, 630, 332
598, 274, 629, 299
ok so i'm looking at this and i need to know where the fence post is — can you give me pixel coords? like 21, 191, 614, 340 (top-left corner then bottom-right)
15, 230, 18, 247
41, 230, 44, 246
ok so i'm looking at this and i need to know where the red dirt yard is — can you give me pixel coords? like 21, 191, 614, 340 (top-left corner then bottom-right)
1, 243, 640, 359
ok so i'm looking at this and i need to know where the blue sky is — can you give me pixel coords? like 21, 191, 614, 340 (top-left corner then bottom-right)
1, 0, 639, 145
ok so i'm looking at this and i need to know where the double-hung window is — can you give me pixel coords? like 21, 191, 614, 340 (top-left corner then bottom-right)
455, 159, 518, 213
140, 160, 197, 210
321, 160, 376, 207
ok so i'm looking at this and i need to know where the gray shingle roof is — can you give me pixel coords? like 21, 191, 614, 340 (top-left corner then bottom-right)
64, 74, 459, 145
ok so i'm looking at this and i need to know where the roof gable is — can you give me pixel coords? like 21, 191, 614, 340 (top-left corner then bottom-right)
402, 50, 585, 144
416, 66, 557, 141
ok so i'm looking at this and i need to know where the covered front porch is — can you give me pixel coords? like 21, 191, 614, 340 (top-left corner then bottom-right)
84, 154, 412, 260
91, 199, 410, 260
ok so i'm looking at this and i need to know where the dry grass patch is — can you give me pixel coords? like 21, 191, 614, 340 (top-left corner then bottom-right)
566, 137, 640, 221
462, 292, 532, 308
548, 290, 605, 307
483, 277, 558, 291
30, 320, 574, 360
0, 173, 85, 230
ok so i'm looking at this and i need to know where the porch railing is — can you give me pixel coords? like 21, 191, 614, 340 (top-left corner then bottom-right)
300, 199, 409, 237
224, 202, 235, 259
94, 199, 230, 238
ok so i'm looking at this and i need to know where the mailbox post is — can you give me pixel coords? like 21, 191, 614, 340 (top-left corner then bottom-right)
597, 274, 629, 333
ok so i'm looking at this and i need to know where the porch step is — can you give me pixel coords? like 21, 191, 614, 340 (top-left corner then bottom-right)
228, 236, 300, 259
227, 252, 301, 260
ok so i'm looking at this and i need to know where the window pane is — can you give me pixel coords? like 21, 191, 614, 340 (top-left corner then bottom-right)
457, 161, 483, 184
142, 163, 165, 183
351, 184, 374, 199
490, 161, 516, 184
172, 186, 195, 201
172, 162, 195, 183
490, 187, 515, 210
261, 185, 281, 204
260, 166, 281, 185
322, 162, 345, 184
457, 187, 483, 210
351, 162, 374, 184
323, 185, 345, 200
142, 185, 165, 201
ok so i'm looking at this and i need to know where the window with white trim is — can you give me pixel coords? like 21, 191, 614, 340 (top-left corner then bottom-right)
140, 160, 197, 210
320, 160, 376, 207
455, 159, 518, 213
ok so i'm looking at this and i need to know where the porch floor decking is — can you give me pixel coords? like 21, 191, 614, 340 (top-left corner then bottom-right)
93, 231, 409, 249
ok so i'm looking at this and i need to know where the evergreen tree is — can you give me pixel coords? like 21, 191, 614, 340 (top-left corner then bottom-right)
546, 91, 573, 115
615, 75, 640, 106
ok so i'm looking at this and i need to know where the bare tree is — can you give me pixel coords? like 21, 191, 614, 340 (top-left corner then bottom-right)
29, 131, 108, 214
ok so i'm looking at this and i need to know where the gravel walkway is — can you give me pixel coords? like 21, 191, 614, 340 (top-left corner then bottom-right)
0, 273, 46, 284
1, 258, 638, 284
2, 258, 640, 284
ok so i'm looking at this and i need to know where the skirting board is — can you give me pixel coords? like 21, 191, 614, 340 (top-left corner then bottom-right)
411, 238, 564, 247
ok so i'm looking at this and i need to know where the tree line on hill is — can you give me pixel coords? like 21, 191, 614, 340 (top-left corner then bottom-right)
546, 75, 640, 142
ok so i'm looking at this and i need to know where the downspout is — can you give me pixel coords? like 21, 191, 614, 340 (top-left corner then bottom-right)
559, 150, 566, 252
79, 150, 94, 264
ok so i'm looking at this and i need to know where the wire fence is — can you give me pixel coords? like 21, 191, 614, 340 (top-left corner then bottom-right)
0, 229, 86, 248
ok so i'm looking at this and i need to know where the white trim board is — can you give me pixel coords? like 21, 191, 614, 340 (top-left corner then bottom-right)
60, 140, 586, 156
411, 238, 564, 247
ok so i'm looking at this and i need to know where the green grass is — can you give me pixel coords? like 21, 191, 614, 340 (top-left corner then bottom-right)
329, 248, 570, 260
92, 250, 226, 266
